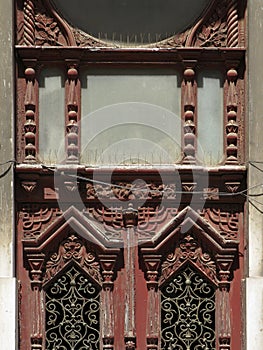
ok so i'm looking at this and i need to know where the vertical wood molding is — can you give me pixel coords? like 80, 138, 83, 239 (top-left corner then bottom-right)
226, 68, 238, 164
183, 67, 196, 164
66, 63, 79, 163
23, 0, 35, 46
24, 64, 37, 163
227, 0, 239, 47
123, 204, 138, 350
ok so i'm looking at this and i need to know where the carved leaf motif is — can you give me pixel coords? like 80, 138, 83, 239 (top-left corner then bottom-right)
195, 4, 228, 47
44, 234, 102, 284
35, 13, 61, 46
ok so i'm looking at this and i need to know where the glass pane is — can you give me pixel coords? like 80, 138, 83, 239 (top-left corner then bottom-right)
81, 68, 181, 165
197, 70, 224, 165
53, 0, 211, 45
39, 68, 65, 164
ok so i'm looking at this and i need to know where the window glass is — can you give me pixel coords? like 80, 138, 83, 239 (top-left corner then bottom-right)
39, 68, 65, 164
197, 70, 224, 165
81, 68, 181, 165
53, 0, 210, 45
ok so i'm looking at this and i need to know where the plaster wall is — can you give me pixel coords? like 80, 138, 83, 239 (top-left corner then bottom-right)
0, 0, 16, 348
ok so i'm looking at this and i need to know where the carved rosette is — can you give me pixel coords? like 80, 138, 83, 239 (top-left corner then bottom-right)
66, 65, 79, 163
183, 68, 196, 163
24, 66, 37, 163
226, 68, 239, 163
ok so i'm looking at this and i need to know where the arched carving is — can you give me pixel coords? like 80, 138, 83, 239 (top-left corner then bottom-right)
140, 206, 239, 350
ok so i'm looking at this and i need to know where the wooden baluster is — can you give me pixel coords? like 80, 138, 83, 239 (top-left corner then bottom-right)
183, 67, 196, 164
123, 204, 138, 350
66, 64, 79, 163
226, 68, 238, 164
28, 255, 45, 350
144, 256, 161, 350
216, 255, 234, 350
24, 66, 37, 163
100, 255, 117, 350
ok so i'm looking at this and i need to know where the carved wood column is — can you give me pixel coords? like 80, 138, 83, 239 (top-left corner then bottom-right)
23, 0, 35, 46
227, 0, 239, 47
143, 255, 161, 350
216, 255, 234, 350
24, 63, 37, 163
27, 254, 45, 350
66, 62, 79, 163
226, 68, 238, 164
100, 255, 117, 350
183, 67, 196, 164
123, 204, 138, 350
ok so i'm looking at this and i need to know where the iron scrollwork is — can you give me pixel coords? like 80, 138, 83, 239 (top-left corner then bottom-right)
161, 265, 216, 350
45, 264, 100, 350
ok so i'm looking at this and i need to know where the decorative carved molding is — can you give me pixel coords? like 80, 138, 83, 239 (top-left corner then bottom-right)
21, 205, 62, 239
193, 0, 228, 47
23, 0, 35, 46
183, 67, 196, 163
203, 187, 219, 200
66, 64, 79, 163
35, 12, 60, 46
226, 68, 239, 163
227, 0, 239, 47
199, 208, 239, 240
160, 233, 217, 285
21, 180, 37, 192
86, 182, 176, 200
44, 233, 102, 284
24, 65, 37, 163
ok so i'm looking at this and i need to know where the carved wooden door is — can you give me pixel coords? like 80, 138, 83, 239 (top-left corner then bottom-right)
15, 1, 246, 349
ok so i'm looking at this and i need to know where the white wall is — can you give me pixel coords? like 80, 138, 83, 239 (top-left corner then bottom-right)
0, 0, 16, 348
247, 0, 263, 348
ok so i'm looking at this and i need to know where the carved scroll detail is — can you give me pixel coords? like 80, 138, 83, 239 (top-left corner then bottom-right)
160, 234, 217, 285
44, 234, 102, 284
23, 0, 35, 45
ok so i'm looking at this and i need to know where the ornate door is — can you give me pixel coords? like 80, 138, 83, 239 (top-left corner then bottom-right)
15, 1, 246, 349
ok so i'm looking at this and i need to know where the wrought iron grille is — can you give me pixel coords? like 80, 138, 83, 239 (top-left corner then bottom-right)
161, 265, 216, 350
45, 264, 100, 350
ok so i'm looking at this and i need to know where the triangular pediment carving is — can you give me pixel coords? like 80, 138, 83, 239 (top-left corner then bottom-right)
141, 206, 239, 254
23, 205, 120, 255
